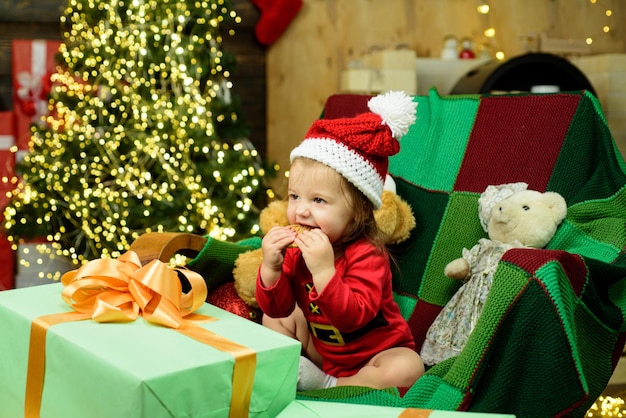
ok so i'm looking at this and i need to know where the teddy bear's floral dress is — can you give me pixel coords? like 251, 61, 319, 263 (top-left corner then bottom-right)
420, 238, 525, 366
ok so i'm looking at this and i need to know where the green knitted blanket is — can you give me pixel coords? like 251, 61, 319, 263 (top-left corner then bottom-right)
295, 89, 626, 417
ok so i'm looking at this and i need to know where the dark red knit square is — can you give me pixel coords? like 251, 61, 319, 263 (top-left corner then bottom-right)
407, 299, 443, 351
322, 94, 372, 119
501, 248, 588, 297
454, 94, 582, 193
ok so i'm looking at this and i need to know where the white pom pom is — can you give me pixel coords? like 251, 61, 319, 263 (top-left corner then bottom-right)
367, 91, 417, 139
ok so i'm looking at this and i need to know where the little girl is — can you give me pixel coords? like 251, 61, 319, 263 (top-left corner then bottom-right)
255, 91, 425, 391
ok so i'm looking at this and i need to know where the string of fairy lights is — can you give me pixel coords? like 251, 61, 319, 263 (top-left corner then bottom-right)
3, 0, 274, 267
475, 0, 505, 60
586, 0, 614, 46
475, 0, 617, 59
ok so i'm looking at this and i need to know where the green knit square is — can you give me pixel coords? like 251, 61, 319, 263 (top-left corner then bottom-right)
403, 372, 465, 410
186, 236, 258, 293
389, 89, 478, 193
549, 220, 622, 263
419, 191, 485, 307
388, 180, 449, 296
393, 291, 417, 321
469, 281, 586, 415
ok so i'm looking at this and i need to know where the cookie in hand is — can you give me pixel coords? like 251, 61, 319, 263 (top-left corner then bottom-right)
288, 224, 312, 247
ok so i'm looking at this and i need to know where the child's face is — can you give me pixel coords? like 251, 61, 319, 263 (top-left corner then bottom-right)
287, 159, 355, 244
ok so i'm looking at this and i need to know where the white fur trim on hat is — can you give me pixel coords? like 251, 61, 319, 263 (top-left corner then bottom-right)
290, 137, 384, 208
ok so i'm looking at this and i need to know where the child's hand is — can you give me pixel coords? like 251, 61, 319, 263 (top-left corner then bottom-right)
259, 226, 296, 287
296, 229, 335, 290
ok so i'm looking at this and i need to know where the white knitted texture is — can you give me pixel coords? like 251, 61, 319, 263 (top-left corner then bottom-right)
367, 91, 417, 139
290, 138, 384, 208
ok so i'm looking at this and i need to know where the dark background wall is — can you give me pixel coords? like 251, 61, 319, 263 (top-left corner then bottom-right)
0, 0, 267, 156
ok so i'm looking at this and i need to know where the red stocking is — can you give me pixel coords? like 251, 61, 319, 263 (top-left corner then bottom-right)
251, 0, 303, 46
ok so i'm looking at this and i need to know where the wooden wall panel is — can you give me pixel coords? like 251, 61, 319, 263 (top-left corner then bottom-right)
267, 0, 626, 195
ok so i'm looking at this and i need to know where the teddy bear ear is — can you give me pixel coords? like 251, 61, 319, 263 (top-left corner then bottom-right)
390, 195, 416, 244
544, 192, 568, 223
259, 200, 290, 233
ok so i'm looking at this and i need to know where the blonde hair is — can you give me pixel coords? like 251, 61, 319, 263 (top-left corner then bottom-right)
290, 158, 386, 252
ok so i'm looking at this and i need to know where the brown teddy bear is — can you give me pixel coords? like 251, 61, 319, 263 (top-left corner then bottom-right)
231, 178, 416, 310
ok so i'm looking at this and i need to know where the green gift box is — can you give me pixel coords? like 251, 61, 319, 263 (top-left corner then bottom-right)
0, 282, 300, 418
277, 401, 516, 418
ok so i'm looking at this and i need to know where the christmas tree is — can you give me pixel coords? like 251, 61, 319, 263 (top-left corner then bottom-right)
4, 0, 275, 263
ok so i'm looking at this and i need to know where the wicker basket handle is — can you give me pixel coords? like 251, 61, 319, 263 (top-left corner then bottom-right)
128, 232, 208, 266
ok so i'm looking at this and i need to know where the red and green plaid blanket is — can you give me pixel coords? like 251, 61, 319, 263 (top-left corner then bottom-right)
296, 89, 626, 417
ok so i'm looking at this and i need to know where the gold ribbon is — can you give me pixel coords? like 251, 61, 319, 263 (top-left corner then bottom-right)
398, 409, 433, 418
24, 251, 256, 418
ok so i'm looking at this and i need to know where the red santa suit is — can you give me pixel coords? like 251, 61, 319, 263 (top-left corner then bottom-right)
256, 237, 415, 378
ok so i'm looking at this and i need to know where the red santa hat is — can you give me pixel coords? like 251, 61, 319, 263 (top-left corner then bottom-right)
290, 91, 417, 209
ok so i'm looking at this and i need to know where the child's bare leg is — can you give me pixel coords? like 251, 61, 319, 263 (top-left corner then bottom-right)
262, 305, 322, 366
263, 307, 335, 390
336, 347, 424, 389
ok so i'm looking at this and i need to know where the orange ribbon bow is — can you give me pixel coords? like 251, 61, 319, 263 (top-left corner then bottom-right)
60, 251, 208, 326
25, 251, 256, 418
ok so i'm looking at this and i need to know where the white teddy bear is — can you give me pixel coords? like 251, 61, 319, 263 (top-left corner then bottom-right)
420, 182, 568, 366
